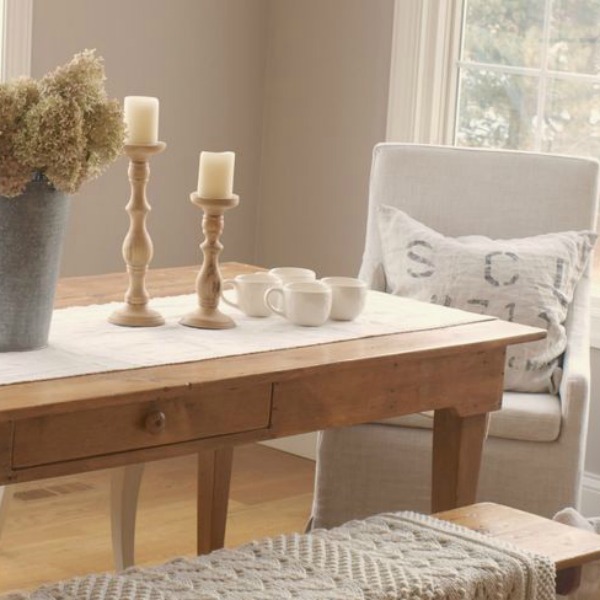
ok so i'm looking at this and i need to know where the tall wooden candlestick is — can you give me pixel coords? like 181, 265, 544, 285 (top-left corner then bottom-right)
109, 142, 166, 327
180, 192, 239, 329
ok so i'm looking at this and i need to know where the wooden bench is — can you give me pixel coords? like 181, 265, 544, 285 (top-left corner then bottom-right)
12, 504, 596, 599
436, 502, 600, 595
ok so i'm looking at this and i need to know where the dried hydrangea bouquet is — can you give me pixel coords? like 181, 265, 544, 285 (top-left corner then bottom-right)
0, 50, 125, 351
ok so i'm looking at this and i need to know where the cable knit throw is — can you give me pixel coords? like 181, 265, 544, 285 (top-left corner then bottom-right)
4, 512, 556, 600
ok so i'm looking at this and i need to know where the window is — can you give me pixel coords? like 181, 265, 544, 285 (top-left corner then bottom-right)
387, 0, 600, 155
456, 0, 600, 158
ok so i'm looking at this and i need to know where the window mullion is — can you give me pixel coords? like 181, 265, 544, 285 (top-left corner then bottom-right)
535, 0, 554, 151
456, 60, 541, 77
450, 1, 468, 144
457, 59, 600, 84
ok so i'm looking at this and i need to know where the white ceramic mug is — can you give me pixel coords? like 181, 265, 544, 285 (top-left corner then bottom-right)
268, 267, 317, 284
321, 277, 368, 321
268, 268, 317, 310
221, 273, 279, 317
264, 281, 332, 327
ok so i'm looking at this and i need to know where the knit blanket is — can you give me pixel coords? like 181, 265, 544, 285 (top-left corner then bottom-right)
5, 512, 556, 600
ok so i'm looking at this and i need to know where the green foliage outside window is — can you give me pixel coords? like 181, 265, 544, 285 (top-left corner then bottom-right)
457, 0, 600, 159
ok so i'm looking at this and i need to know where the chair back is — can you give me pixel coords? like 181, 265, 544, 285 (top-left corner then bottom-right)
360, 144, 599, 288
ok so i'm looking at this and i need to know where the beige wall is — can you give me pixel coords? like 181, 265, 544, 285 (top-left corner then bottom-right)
31, 0, 395, 279
256, 0, 395, 277
31, 0, 269, 277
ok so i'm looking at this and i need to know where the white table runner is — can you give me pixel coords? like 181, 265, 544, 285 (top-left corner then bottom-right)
0, 291, 494, 386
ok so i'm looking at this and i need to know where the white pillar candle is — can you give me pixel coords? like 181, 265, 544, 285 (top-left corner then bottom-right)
197, 151, 235, 199
124, 96, 159, 145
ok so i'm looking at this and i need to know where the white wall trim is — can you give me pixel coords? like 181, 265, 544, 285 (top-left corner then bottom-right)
2, 0, 32, 81
385, 1, 422, 142
581, 471, 600, 517
386, 0, 464, 144
261, 433, 317, 461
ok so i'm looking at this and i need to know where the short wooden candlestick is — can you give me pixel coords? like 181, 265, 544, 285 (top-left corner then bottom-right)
109, 142, 166, 327
180, 193, 240, 329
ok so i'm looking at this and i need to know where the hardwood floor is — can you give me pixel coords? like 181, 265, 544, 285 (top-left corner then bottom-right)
0, 445, 315, 593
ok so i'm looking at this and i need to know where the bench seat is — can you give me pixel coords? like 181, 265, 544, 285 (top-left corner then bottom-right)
435, 503, 600, 595
4, 506, 566, 600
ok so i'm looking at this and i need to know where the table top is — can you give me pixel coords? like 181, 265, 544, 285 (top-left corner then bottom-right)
0, 263, 544, 421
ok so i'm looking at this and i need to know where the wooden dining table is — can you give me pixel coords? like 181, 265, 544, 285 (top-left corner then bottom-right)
0, 263, 544, 558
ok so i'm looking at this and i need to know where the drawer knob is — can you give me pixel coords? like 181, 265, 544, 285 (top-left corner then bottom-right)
145, 411, 166, 435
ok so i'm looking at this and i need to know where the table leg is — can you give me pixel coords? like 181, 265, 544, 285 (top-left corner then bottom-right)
111, 463, 145, 570
0, 484, 14, 540
197, 446, 234, 555
431, 409, 489, 513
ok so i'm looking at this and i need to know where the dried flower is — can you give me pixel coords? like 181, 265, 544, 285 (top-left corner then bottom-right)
0, 78, 40, 195
0, 50, 125, 197
40, 49, 106, 112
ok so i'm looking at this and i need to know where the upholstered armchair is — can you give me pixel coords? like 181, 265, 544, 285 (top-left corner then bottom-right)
311, 143, 599, 529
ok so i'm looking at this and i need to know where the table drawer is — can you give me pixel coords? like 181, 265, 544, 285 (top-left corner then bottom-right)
12, 383, 271, 468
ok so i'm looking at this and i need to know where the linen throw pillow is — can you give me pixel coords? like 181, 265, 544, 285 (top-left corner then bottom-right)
377, 204, 596, 393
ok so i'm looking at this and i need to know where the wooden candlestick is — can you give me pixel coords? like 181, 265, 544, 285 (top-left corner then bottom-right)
180, 192, 239, 329
109, 142, 166, 327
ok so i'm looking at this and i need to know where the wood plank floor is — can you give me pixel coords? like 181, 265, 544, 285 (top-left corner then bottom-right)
0, 444, 315, 593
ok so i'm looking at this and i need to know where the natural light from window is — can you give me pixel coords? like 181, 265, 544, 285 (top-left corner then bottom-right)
455, 0, 600, 158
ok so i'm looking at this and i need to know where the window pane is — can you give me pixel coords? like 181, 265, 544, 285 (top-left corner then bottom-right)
542, 77, 600, 156
462, 0, 546, 68
549, 0, 600, 74
456, 67, 538, 149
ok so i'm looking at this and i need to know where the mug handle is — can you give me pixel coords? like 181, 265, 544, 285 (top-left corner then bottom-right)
220, 279, 240, 309
264, 287, 285, 316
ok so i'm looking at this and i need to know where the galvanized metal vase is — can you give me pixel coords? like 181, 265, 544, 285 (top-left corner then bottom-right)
0, 178, 70, 351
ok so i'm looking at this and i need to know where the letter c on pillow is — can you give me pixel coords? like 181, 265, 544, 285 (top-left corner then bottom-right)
485, 251, 519, 287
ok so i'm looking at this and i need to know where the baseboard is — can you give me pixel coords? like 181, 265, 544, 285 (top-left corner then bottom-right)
581, 472, 600, 517
261, 433, 318, 460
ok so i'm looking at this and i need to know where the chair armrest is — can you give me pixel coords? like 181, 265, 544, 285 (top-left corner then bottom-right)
559, 275, 592, 421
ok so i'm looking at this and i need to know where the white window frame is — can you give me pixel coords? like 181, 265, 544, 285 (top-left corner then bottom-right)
386, 0, 463, 144
387, 0, 600, 347
2, 0, 32, 81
